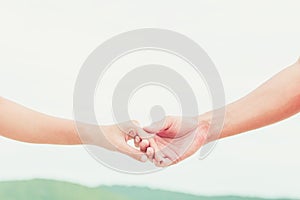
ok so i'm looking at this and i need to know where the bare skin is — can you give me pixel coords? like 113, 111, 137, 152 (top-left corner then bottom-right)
140, 116, 209, 166
142, 59, 300, 167
1, 59, 299, 167
0, 98, 148, 162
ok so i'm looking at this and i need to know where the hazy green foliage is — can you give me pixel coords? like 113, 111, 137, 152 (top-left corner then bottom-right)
0, 179, 290, 200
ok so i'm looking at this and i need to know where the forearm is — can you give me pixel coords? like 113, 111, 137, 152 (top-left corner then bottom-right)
203, 60, 300, 142
0, 97, 81, 145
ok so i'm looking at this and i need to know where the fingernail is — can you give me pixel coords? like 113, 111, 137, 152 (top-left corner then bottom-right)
135, 136, 140, 142
141, 155, 148, 162
128, 130, 135, 137
146, 148, 153, 154
146, 148, 151, 154
144, 139, 150, 145
156, 155, 163, 162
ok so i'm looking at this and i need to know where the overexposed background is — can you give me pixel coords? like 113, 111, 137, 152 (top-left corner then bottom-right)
0, 0, 300, 198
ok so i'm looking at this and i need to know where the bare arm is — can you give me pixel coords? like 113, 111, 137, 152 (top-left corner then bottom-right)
0, 98, 81, 145
0, 98, 147, 161
141, 59, 300, 166
203, 59, 300, 142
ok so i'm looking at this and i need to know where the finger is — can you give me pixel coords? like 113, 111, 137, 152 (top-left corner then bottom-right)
153, 159, 159, 167
160, 145, 180, 164
143, 119, 167, 134
153, 158, 168, 168
131, 120, 154, 139
136, 126, 153, 139
119, 142, 148, 163
127, 129, 137, 138
155, 157, 172, 167
119, 120, 152, 139
122, 126, 135, 141
144, 116, 175, 134
139, 140, 150, 152
161, 158, 172, 167
146, 147, 154, 160
149, 138, 164, 163
134, 136, 141, 147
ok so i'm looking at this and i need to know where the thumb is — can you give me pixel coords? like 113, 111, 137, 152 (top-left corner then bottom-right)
135, 126, 153, 139
143, 118, 168, 134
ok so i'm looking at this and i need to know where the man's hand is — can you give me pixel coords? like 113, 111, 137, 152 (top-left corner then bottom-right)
139, 116, 209, 167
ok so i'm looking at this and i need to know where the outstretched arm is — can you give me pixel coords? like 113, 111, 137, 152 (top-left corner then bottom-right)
203, 59, 300, 142
0, 97, 147, 162
0, 98, 80, 145
142, 59, 300, 166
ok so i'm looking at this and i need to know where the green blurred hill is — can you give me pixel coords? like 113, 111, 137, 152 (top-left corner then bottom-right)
0, 179, 289, 200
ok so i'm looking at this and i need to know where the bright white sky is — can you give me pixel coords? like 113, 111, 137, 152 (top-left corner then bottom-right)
0, 0, 300, 198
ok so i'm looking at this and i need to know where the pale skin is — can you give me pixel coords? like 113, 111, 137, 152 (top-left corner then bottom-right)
1, 59, 299, 167
0, 98, 148, 162
141, 59, 300, 167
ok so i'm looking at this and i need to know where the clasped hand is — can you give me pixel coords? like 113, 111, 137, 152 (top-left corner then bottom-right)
94, 116, 210, 167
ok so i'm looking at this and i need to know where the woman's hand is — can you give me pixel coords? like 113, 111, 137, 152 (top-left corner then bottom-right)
79, 120, 149, 162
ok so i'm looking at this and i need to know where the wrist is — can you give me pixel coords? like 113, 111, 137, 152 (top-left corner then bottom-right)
196, 113, 214, 143
196, 107, 229, 143
75, 123, 115, 151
